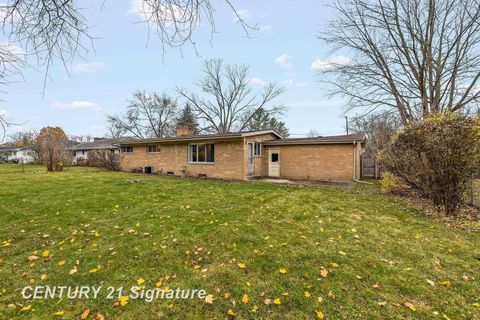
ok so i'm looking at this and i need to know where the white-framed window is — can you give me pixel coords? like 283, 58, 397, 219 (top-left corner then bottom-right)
121, 146, 134, 153
188, 143, 215, 163
254, 142, 262, 156
147, 145, 159, 153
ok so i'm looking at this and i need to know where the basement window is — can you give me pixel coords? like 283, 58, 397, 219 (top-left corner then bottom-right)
144, 166, 153, 174
188, 143, 215, 163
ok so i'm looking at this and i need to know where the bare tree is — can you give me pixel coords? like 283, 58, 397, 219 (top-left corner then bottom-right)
107, 90, 178, 139
135, 0, 256, 55
350, 112, 400, 157
305, 129, 319, 138
178, 59, 285, 133
319, 0, 480, 125
0, 1, 251, 138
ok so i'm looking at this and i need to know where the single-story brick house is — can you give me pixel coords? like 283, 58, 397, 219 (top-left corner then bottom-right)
117, 126, 364, 182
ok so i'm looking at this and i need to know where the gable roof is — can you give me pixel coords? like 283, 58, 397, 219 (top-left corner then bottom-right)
262, 134, 365, 146
0, 145, 34, 152
117, 130, 283, 145
70, 137, 135, 150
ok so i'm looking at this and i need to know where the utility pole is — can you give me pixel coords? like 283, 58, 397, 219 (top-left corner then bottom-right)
345, 116, 349, 135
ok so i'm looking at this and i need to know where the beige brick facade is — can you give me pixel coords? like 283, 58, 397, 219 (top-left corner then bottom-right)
119, 132, 363, 182
262, 143, 362, 181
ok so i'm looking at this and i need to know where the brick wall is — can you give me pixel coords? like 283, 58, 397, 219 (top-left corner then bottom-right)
263, 143, 362, 182
120, 139, 246, 180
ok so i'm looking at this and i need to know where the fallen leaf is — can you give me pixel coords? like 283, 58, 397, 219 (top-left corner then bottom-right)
404, 302, 416, 311
28, 255, 39, 262
279, 268, 287, 274
223, 292, 230, 299
338, 251, 347, 256
304, 291, 311, 298
426, 279, 435, 286
94, 313, 105, 320
320, 269, 329, 278
317, 296, 323, 303
40, 274, 47, 280
137, 278, 145, 285
119, 295, 129, 306
327, 291, 336, 299
316, 310, 325, 319
440, 281, 451, 288
69, 266, 78, 275
21, 305, 32, 311
273, 298, 281, 305
227, 309, 236, 317
58, 260, 66, 266
242, 294, 249, 304
264, 298, 271, 305
237, 263, 246, 269
81, 309, 91, 319
205, 294, 214, 304
89, 268, 98, 273
442, 313, 451, 320
378, 301, 387, 306
331, 262, 339, 268
251, 305, 258, 313
53, 310, 65, 316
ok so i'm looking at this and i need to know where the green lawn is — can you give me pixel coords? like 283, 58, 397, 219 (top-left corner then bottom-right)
0, 165, 479, 319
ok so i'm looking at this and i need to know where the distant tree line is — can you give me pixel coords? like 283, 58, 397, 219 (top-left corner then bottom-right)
107, 59, 289, 138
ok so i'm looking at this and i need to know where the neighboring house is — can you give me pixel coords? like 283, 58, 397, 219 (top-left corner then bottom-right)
0, 146, 36, 164
118, 125, 364, 182
69, 137, 133, 165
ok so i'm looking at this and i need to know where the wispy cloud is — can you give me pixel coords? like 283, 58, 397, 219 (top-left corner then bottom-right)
72, 61, 105, 74
249, 77, 267, 85
282, 79, 308, 88
311, 55, 351, 71
232, 8, 252, 22
274, 54, 293, 68
53, 101, 101, 111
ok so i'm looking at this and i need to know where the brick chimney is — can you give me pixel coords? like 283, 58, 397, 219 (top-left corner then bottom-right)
93, 137, 104, 142
176, 125, 195, 137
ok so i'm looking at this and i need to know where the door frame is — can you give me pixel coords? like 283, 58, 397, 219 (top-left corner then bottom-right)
247, 142, 254, 174
268, 149, 280, 177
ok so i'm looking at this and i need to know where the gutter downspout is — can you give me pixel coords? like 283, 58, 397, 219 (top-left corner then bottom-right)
353, 139, 373, 185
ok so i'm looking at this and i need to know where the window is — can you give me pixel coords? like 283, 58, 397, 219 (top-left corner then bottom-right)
147, 145, 158, 153
254, 142, 262, 156
188, 144, 215, 163
73, 151, 76, 156
144, 166, 153, 174
121, 146, 134, 153
271, 153, 279, 163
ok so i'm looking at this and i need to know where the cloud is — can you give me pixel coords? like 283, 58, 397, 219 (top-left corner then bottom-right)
311, 55, 352, 71
72, 61, 105, 74
53, 101, 101, 111
258, 24, 272, 33
274, 54, 293, 68
249, 77, 267, 85
232, 8, 252, 22
0, 109, 9, 118
282, 79, 308, 88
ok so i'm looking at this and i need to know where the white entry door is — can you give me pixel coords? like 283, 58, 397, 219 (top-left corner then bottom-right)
268, 149, 280, 177
247, 142, 254, 174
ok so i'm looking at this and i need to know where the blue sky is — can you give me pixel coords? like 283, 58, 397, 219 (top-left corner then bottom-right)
1, 0, 351, 138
